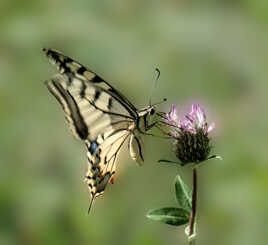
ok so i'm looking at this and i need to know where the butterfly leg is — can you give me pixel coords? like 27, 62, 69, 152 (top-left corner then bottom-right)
145, 121, 157, 131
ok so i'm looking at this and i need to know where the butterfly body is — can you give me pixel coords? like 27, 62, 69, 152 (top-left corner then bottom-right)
43, 48, 156, 210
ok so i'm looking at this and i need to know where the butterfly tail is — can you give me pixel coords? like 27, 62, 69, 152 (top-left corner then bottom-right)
88, 195, 96, 214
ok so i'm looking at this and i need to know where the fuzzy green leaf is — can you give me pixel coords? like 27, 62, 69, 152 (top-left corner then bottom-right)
146, 207, 190, 226
175, 175, 192, 213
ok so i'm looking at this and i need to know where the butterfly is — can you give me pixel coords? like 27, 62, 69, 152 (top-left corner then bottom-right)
43, 48, 161, 212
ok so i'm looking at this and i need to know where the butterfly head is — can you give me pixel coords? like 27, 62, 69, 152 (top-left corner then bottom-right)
138, 105, 155, 117
137, 98, 166, 132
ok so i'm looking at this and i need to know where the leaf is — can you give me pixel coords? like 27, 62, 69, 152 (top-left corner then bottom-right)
175, 175, 192, 213
146, 207, 190, 226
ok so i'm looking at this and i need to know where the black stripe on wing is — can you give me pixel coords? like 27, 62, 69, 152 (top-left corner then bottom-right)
45, 79, 89, 140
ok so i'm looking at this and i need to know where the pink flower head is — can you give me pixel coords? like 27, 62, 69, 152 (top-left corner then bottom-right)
164, 104, 215, 165
166, 104, 178, 125
180, 104, 215, 134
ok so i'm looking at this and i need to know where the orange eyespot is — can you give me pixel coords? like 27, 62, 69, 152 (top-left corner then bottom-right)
109, 175, 115, 184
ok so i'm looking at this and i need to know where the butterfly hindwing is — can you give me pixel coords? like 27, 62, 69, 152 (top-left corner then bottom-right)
84, 129, 131, 198
46, 75, 89, 140
128, 132, 144, 164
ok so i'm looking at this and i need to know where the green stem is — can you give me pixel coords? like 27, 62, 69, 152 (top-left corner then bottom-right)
189, 167, 197, 244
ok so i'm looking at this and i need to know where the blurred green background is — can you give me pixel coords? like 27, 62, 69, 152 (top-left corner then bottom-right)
1, 1, 268, 245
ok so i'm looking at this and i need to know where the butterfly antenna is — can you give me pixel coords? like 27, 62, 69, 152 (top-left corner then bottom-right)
151, 98, 167, 107
149, 68, 161, 106
88, 195, 96, 214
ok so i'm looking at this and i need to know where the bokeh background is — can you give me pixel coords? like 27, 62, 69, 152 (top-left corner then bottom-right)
1, 1, 268, 245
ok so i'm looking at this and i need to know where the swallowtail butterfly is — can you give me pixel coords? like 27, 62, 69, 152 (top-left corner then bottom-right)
43, 48, 159, 212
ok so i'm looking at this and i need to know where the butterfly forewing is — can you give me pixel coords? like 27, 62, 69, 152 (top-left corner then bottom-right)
43, 48, 138, 117
46, 72, 134, 140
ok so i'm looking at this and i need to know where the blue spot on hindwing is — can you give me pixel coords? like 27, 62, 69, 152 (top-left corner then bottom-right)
89, 141, 98, 154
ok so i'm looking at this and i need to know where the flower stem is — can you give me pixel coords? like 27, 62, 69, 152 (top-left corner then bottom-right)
189, 167, 197, 244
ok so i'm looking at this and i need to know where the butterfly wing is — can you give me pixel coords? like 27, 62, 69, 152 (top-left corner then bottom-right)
84, 128, 131, 211
128, 132, 144, 165
46, 74, 134, 141
44, 49, 140, 209
43, 48, 138, 118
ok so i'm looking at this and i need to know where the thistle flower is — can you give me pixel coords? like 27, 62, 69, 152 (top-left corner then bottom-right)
165, 104, 215, 165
